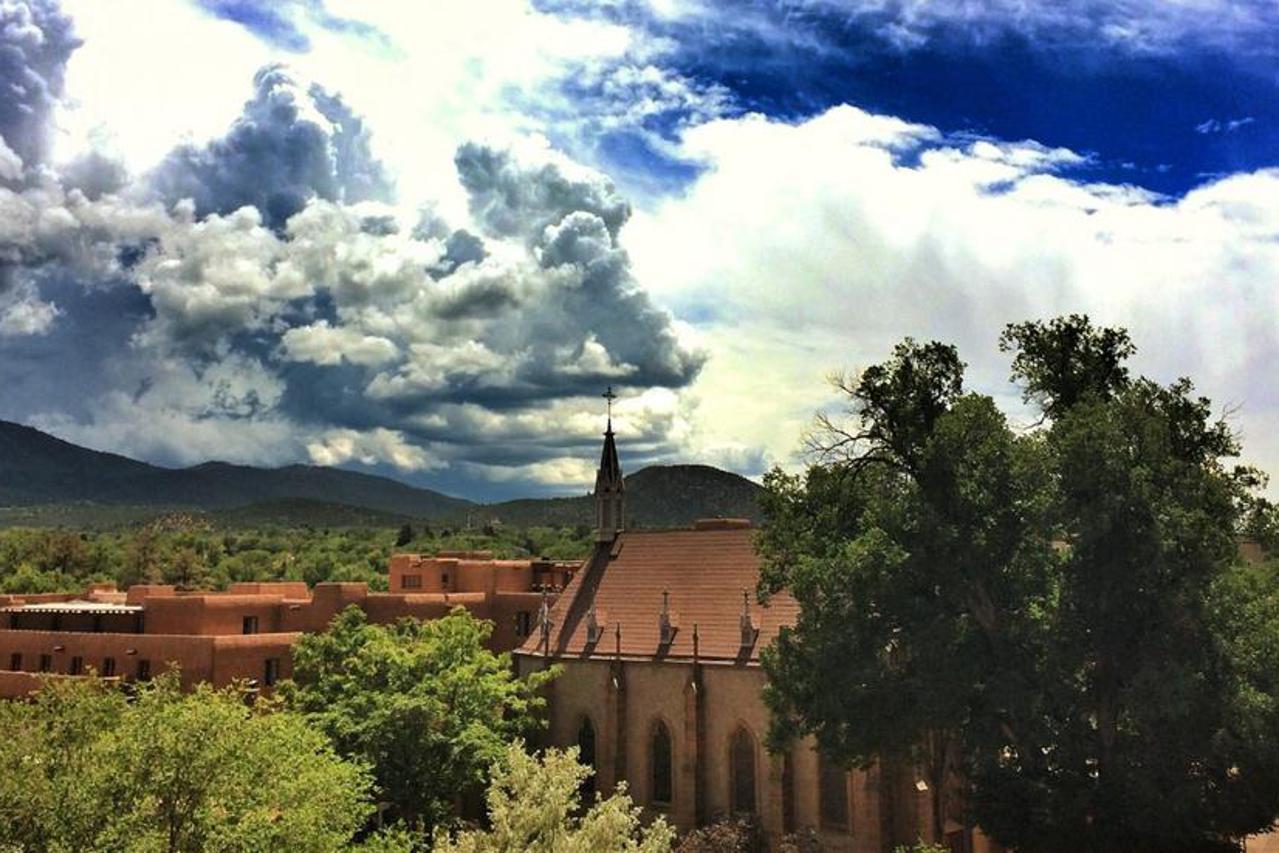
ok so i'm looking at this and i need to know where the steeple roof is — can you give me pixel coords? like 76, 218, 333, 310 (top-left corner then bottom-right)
595, 386, 623, 492
595, 424, 623, 491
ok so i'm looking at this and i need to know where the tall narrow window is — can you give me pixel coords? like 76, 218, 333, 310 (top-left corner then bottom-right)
242, 615, 259, 634
136, 659, 151, 681
68, 656, 83, 675
38, 654, 52, 673
730, 726, 757, 814
8, 653, 21, 671
101, 657, 116, 677
264, 658, 280, 686
819, 753, 851, 830
577, 716, 597, 800
650, 721, 673, 806
515, 611, 532, 637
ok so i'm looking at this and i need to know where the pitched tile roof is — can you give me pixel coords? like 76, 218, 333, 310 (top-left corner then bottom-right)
518, 524, 798, 665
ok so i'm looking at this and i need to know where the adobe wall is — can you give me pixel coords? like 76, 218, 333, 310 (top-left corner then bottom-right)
488, 591, 543, 653
281, 582, 370, 633
210, 633, 298, 688
143, 594, 289, 635
0, 630, 217, 694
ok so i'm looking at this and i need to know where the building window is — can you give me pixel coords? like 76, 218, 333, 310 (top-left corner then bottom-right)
819, 753, 851, 831
136, 659, 151, 681
515, 611, 532, 637
401, 574, 422, 590
730, 726, 757, 815
577, 716, 597, 800
264, 657, 280, 687
102, 657, 116, 677
69, 656, 83, 675
650, 721, 673, 806
441, 572, 449, 586
39, 654, 52, 673
242, 615, 259, 634
8, 653, 21, 671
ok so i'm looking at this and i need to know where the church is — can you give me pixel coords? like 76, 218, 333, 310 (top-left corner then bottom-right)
514, 404, 1003, 852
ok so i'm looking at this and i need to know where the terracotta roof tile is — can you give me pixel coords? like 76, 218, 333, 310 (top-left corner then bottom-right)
518, 527, 797, 664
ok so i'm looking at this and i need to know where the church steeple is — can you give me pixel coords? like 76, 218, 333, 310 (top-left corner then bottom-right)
594, 386, 625, 543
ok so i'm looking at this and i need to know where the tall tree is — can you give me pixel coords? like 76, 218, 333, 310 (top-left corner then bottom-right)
760, 318, 1279, 851
282, 606, 558, 834
761, 339, 1055, 840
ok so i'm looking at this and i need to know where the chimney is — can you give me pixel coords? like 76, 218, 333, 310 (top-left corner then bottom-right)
659, 590, 675, 646
739, 589, 757, 651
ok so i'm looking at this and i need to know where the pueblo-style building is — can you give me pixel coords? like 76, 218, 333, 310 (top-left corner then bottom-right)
515, 401, 1001, 851
0, 555, 574, 699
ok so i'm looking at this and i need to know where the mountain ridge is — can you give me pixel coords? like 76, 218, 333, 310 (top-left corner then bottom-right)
0, 420, 764, 527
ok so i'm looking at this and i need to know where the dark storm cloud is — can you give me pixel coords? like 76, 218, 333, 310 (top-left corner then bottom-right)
149, 64, 393, 230
455, 142, 632, 242
0, 0, 79, 170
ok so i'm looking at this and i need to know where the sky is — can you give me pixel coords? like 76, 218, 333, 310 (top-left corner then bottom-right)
0, 0, 1277, 501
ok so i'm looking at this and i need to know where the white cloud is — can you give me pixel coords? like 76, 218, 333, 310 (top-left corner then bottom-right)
625, 105, 1279, 479
306, 427, 444, 471
279, 320, 399, 367
0, 290, 60, 336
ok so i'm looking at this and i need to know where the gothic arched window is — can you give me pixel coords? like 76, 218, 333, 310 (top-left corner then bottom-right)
730, 726, 757, 814
651, 721, 673, 805
819, 753, 851, 830
578, 716, 597, 799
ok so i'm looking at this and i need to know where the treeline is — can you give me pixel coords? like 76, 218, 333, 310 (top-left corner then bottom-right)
0, 521, 594, 595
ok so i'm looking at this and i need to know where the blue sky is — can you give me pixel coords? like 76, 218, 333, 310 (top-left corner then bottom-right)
1, 0, 1277, 500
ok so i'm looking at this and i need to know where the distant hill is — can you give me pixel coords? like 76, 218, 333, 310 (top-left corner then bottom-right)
484, 464, 765, 528
0, 420, 471, 518
0, 420, 764, 529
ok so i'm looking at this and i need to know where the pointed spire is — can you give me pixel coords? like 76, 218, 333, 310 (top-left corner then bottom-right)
594, 386, 625, 542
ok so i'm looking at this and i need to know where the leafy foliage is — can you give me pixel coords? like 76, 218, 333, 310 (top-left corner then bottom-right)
761, 317, 1279, 852
432, 743, 673, 853
0, 522, 593, 594
282, 607, 558, 834
0, 674, 373, 852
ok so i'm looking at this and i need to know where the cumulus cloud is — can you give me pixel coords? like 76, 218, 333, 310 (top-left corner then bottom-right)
0, 0, 79, 168
306, 427, 443, 472
0, 283, 58, 335
149, 64, 393, 229
456, 141, 632, 242
0, 45, 702, 493
625, 104, 1279, 482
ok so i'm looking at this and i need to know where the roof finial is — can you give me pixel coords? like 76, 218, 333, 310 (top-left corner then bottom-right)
603, 385, 617, 431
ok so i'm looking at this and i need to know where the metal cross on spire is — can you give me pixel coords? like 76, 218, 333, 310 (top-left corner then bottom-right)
603, 385, 617, 428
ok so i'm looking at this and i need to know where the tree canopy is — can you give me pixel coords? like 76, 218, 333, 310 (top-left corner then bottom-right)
282, 606, 558, 834
760, 316, 1279, 852
433, 743, 673, 853
0, 674, 373, 852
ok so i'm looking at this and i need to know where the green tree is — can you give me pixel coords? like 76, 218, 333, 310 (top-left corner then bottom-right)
760, 339, 1055, 840
432, 743, 673, 853
0, 674, 374, 852
283, 606, 558, 834
760, 319, 1279, 852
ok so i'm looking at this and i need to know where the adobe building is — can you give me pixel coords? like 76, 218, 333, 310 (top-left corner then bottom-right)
514, 401, 1002, 852
0, 555, 574, 699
